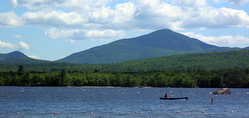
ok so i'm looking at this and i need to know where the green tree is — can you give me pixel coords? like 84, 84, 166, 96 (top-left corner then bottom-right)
210, 73, 223, 88
22, 72, 31, 86
72, 75, 82, 86
31, 74, 40, 86
0, 76, 5, 86
18, 65, 24, 76
60, 69, 67, 86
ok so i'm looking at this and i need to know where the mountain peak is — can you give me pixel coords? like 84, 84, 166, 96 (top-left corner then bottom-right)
151, 29, 174, 33
119, 29, 217, 51
0, 51, 28, 60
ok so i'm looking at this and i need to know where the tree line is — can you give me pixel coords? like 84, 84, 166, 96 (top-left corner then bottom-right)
0, 66, 248, 88
0, 50, 249, 73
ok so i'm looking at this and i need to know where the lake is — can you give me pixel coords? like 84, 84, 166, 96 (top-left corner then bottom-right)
0, 87, 248, 118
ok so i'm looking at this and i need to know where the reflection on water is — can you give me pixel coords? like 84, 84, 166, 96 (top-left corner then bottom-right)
0, 87, 249, 117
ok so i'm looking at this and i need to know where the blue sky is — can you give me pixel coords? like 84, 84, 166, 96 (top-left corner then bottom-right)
0, 0, 249, 61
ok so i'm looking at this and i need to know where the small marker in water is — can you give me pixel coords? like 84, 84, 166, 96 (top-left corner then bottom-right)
16, 112, 20, 114
54, 112, 58, 114
211, 97, 214, 103
135, 112, 139, 114
231, 111, 234, 113
202, 111, 205, 113
90, 112, 93, 114
177, 111, 180, 113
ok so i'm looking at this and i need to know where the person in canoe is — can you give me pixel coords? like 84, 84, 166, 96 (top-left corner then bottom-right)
164, 93, 169, 98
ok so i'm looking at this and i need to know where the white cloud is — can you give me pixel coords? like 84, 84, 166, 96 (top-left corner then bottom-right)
171, 0, 207, 7
45, 27, 125, 41
180, 7, 249, 29
209, 0, 223, 4
22, 9, 89, 28
0, 40, 30, 50
208, 0, 249, 5
11, 0, 18, 8
228, 0, 249, 6
13, 34, 23, 38
22, 52, 40, 59
0, 12, 23, 28
66, 39, 82, 45
182, 32, 249, 47
27, 55, 40, 59
133, 0, 249, 30
60, 56, 66, 59
3, 0, 248, 31
20, 2, 136, 29
19, 41, 29, 50
11, 0, 110, 11
132, 0, 184, 30
0, 40, 17, 49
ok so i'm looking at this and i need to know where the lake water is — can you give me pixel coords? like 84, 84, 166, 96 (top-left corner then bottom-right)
0, 87, 249, 118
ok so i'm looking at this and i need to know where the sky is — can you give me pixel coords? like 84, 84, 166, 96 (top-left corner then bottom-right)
0, 0, 249, 61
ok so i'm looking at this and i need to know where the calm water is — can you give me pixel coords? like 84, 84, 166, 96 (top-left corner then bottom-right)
0, 87, 248, 118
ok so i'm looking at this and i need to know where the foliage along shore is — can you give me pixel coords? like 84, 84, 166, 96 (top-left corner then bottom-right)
0, 66, 249, 88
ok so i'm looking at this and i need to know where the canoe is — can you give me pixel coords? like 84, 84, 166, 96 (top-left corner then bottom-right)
159, 97, 188, 100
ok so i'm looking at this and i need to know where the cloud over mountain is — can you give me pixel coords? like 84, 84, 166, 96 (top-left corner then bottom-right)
0, 40, 29, 50
45, 28, 125, 41
0, 0, 248, 49
0, 40, 16, 49
19, 41, 29, 50
182, 32, 249, 47
228, 0, 249, 6
0, 12, 23, 28
5, 0, 249, 31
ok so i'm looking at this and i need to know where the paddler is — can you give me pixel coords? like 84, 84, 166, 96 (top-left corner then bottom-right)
164, 93, 169, 98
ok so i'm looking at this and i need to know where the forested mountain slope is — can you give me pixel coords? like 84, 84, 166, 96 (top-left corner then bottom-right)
1, 49, 248, 72
56, 29, 240, 64
0, 51, 51, 64
243, 46, 249, 50
0, 51, 28, 60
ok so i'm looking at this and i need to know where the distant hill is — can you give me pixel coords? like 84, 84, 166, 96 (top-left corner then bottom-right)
243, 46, 249, 50
0, 51, 28, 60
0, 51, 50, 64
56, 29, 240, 64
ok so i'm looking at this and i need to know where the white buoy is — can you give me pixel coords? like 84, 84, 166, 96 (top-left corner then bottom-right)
177, 111, 180, 113
231, 111, 234, 113
202, 111, 205, 113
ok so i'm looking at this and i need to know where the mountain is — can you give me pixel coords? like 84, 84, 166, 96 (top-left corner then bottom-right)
0, 51, 50, 64
243, 46, 249, 50
56, 29, 240, 64
0, 51, 28, 60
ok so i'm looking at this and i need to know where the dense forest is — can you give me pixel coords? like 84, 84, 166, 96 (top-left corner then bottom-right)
0, 65, 249, 88
1, 50, 249, 88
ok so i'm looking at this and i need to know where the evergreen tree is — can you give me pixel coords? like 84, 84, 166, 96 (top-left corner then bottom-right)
18, 65, 24, 76
60, 69, 67, 86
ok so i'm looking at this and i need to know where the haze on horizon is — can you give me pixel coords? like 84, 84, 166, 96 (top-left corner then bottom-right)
0, 0, 249, 61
